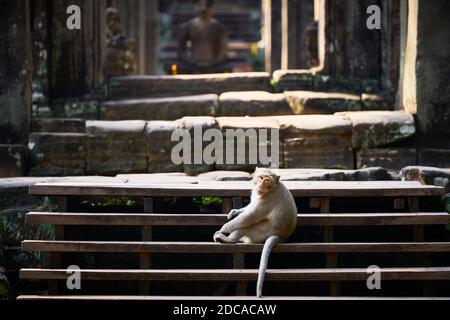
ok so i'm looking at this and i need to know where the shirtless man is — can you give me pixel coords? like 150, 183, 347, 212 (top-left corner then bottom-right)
177, 0, 230, 73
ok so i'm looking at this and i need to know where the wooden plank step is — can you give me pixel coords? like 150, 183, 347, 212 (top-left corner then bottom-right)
20, 267, 450, 282
29, 181, 446, 198
21, 241, 450, 254
16, 295, 450, 301
25, 212, 450, 226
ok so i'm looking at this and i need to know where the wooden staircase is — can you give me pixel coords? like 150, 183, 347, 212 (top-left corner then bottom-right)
17, 180, 450, 300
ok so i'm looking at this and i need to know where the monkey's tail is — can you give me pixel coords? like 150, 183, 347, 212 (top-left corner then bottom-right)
256, 235, 281, 298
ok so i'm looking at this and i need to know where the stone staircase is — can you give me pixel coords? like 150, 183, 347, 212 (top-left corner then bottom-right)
27, 71, 431, 178
17, 178, 450, 300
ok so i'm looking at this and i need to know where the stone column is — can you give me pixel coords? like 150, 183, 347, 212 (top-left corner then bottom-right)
116, 0, 159, 75
0, 0, 32, 177
263, 0, 282, 73
47, 0, 107, 115
47, 0, 87, 114
281, 0, 314, 70
84, 0, 108, 90
319, 0, 384, 92
144, 0, 159, 75
401, 0, 450, 148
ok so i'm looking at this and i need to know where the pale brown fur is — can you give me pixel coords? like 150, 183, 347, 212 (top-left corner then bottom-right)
213, 168, 298, 297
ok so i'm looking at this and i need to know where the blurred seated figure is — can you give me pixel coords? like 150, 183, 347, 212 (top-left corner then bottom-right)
176, 0, 231, 74
102, 7, 137, 78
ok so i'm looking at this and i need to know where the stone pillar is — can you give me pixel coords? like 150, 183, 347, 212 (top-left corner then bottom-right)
144, 0, 159, 75
47, 0, 87, 113
263, 0, 282, 73
400, 0, 450, 148
84, 0, 108, 90
47, 0, 107, 115
380, 0, 401, 91
320, 0, 384, 92
0, 0, 32, 177
116, 0, 159, 75
281, 0, 314, 70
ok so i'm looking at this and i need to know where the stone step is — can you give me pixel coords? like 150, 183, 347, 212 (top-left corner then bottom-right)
218, 91, 293, 117
101, 94, 220, 121
102, 90, 394, 122
101, 91, 296, 121
26, 112, 421, 176
28, 133, 87, 176
273, 69, 387, 95
31, 118, 85, 133
107, 72, 272, 100
285, 91, 363, 114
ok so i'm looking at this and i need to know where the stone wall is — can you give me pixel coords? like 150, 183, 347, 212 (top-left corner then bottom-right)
400, 0, 450, 149
27, 112, 419, 176
0, 0, 32, 178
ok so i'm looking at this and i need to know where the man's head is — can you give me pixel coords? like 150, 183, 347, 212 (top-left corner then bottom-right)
197, 0, 214, 19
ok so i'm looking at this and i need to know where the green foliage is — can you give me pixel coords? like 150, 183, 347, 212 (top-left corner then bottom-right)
94, 198, 138, 207
36, 197, 58, 212
193, 197, 223, 206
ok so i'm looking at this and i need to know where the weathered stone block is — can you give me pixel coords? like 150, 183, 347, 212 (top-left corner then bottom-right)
274, 115, 353, 139
31, 118, 86, 133
418, 149, 450, 168
337, 111, 416, 149
218, 91, 293, 117
197, 171, 252, 181
176, 117, 219, 175
401, 166, 450, 191
216, 117, 281, 171
272, 168, 347, 181
146, 121, 183, 173
102, 94, 219, 121
272, 167, 393, 181
108, 72, 272, 99
273, 115, 353, 170
285, 91, 362, 114
283, 137, 354, 170
272, 70, 316, 92
346, 167, 394, 181
361, 93, 395, 111
86, 121, 147, 175
0, 145, 25, 178
116, 173, 198, 184
28, 133, 86, 176
357, 148, 417, 172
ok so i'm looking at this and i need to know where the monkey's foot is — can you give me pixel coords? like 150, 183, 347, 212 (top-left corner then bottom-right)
213, 232, 235, 244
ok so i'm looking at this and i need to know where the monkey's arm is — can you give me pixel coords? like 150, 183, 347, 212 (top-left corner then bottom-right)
227, 207, 245, 220
220, 206, 265, 234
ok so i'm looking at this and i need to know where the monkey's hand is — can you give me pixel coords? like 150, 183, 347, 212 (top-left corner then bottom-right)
227, 209, 241, 220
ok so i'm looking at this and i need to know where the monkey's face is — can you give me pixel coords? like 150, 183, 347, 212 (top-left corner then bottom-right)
255, 175, 276, 196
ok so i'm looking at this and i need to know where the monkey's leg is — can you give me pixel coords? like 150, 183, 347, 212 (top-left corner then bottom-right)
243, 220, 275, 244
220, 208, 264, 235
213, 230, 245, 243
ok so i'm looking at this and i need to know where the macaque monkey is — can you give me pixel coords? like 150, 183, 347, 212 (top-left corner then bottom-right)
213, 168, 298, 298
